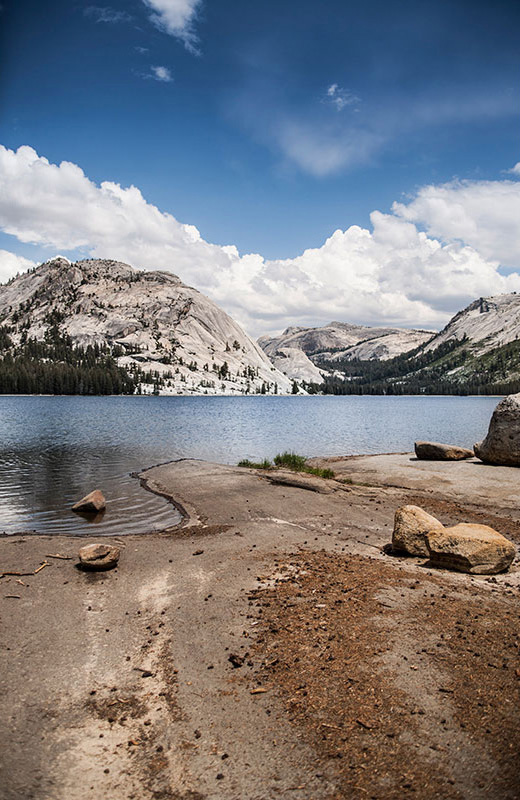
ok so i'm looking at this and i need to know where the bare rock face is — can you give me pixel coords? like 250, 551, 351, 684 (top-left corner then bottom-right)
72, 490, 106, 513
414, 441, 474, 460
78, 543, 120, 570
474, 393, 520, 467
264, 470, 335, 494
426, 523, 515, 574
392, 505, 444, 556
258, 322, 432, 384
0, 257, 293, 396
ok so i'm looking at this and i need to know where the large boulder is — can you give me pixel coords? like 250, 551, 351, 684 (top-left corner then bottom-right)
426, 523, 515, 574
474, 393, 520, 466
392, 505, 444, 556
415, 441, 474, 460
78, 543, 120, 571
72, 490, 106, 514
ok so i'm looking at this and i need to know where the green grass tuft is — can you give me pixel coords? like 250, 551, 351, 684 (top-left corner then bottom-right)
237, 458, 273, 470
273, 451, 308, 470
238, 451, 335, 479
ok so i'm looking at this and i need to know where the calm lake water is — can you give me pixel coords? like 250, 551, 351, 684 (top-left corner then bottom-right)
0, 395, 500, 536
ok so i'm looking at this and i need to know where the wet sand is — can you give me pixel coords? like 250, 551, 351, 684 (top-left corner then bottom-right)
1, 454, 519, 799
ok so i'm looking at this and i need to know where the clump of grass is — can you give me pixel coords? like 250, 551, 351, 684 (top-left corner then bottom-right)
238, 451, 335, 479
273, 452, 307, 470
237, 458, 273, 470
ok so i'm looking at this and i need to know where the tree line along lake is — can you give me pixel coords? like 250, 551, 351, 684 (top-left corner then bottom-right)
0, 394, 500, 536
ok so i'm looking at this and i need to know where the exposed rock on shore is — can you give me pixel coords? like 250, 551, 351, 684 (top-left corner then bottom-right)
474, 392, 520, 466
392, 504, 444, 556
78, 542, 120, 570
414, 441, 474, 461
426, 523, 516, 574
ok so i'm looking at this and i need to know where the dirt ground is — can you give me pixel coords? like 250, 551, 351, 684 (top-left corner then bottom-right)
1, 455, 519, 800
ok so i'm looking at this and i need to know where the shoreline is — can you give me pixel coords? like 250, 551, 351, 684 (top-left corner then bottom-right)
0, 393, 507, 398
1, 453, 519, 799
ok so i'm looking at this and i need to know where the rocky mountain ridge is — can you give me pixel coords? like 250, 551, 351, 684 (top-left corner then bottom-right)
258, 321, 434, 383
259, 293, 520, 393
0, 257, 293, 395
421, 294, 520, 355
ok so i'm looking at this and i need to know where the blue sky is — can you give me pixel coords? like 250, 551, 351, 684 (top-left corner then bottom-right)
0, 0, 519, 335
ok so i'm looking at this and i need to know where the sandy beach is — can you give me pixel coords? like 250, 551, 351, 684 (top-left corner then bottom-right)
1, 454, 519, 800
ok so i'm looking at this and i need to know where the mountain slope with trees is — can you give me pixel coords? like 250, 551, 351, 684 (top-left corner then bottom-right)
0, 257, 293, 395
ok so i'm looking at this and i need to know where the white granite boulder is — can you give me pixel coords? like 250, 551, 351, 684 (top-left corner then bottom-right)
474, 393, 520, 467
392, 505, 444, 557
426, 523, 515, 574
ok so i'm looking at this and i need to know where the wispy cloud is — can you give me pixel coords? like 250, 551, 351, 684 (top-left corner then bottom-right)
84, 6, 133, 24
324, 84, 360, 111
135, 45, 149, 54
228, 77, 518, 179
150, 65, 173, 82
142, 0, 202, 54
277, 118, 382, 177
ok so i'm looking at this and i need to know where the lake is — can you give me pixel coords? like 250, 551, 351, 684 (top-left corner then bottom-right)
0, 395, 499, 536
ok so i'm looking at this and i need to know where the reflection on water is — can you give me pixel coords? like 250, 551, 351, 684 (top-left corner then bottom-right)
0, 395, 499, 536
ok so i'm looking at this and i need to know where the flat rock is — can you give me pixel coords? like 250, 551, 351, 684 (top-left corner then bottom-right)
78, 543, 120, 570
474, 392, 520, 467
414, 441, 474, 460
426, 523, 516, 574
392, 505, 444, 556
72, 490, 106, 514
263, 470, 334, 494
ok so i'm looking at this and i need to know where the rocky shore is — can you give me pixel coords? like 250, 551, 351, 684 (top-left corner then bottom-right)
1, 454, 519, 800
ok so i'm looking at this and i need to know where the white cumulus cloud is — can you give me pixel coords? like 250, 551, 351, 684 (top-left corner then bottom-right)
0, 249, 37, 284
142, 0, 202, 53
393, 178, 520, 268
0, 144, 519, 337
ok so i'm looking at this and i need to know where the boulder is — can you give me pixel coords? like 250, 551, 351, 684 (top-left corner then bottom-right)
78, 543, 120, 571
72, 490, 106, 514
392, 505, 444, 556
426, 523, 515, 574
474, 392, 520, 466
414, 441, 474, 460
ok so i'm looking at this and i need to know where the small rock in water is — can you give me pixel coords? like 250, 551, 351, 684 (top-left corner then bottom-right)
414, 441, 474, 460
72, 490, 106, 514
78, 543, 120, 571
426, 523, 515, 574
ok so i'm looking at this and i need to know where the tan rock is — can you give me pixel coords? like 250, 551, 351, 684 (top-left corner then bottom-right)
426, 523, 516, 574
474, 392, 520, 467
264, 470, 335, 494
72, 490, 106, 514
415, 441, 474, 460
392, 505, 444, 556
78, 543, 120, 571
